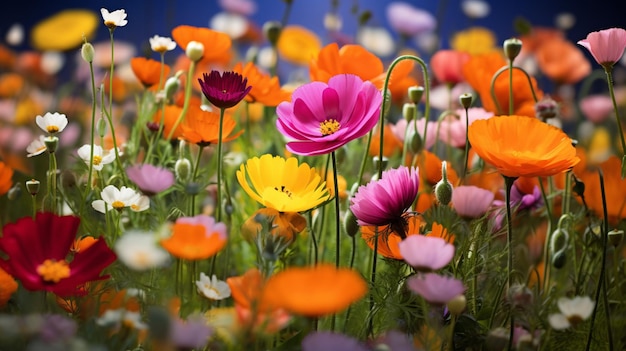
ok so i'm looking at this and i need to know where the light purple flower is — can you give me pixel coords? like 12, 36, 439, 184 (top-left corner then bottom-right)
407, 273, 465, 305
390, 118, 437, 151
302, 331, 370, 351
437, 108, 494, 148
170, 314, 214, 350
38, 314, 77, 342
451, 185, 495, 218
276, 74, 381, 156
218, 0, 256, 16
578, 28, 626, 68
126, 164, 175, 196
370, 330, 417, 351
579, 94, 614, 123
398, 235, 455, 271
350, 166, 420, 227
386, 2, 436, 37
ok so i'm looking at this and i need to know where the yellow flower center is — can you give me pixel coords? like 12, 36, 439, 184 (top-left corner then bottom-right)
92, 155, 103, 166
104, 20, 116, 28
320, 119, 340, 136
274, 185, 292, 198
112, 200, 126, 210
46, 125, 59, 133
37, 259, 70, 283
131, 204, 141, 211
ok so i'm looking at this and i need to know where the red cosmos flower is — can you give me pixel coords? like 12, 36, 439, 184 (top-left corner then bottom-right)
0, 213, 116, 297
198, 70, 252, 109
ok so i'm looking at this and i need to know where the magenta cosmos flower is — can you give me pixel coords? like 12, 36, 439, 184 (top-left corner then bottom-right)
198, 70, 252, 109
451, 185, 495, 218
407, 273, 465, 305
276, 74, 382, 156
126, 164, 175, 196
0, 213, 116, 296
578, 28, 626, 69
398, 235, 455, 271
350, 166, 419, 235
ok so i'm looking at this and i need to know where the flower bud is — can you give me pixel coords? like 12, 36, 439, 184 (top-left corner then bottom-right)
535, 95, 559, 120
503, 38, 522, 62
263, 21, 282, 47
81, 42, 95, 63
164, 72, 182, 100
175, 158, 192, 183
26, 179, 40, 196
44, 136, 58, 153
508, 284, 533, 310
343, 210, 360, 238
552, 250, 566, 269
434, 161, 453, 205
185, 182, 200, 195
608, 229, 624, 248
406, 127, 423, 154
358, 10, 372, 26
185, 41, 204, 62
408, 86, 424, 104
446, 294, 466, 316
402, 103, 417, 122
97, 117, 107, 138
459, 93, 473, 110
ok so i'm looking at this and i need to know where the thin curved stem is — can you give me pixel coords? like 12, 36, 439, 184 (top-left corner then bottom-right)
86, 60, 97, 192
489, 66, 539, 115
604, 68, 626, 178
503, 175, 516, 351
167, 60, 196, 140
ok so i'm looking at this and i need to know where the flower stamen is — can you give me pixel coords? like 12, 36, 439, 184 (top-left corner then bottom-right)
274, 185, 293, 197
37, 259, 70, 283
111, 200, 125, 210
46, 125, 59, 133
320, 119, 340, 136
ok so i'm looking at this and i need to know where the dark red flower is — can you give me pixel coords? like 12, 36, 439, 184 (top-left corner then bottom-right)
198, 70, 252, 109
0, 213, 116, 297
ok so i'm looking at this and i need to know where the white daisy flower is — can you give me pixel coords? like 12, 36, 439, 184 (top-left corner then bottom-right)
209, 12, 248, 39
101, 8, 128, 28
26, 135, 47, 157
114, 230, 170, 271
356, 26, 395, 57
130, 195, 150, 212
149, 35, 176, 53
196, 273, 231, 300
96, 308, 147, 331
92, 185, 143, 213
77, 144, 117, 171
548, 296, 595, 330
6, 23, 24, 46
461, 0, 490, 19
35, 112, 68, 134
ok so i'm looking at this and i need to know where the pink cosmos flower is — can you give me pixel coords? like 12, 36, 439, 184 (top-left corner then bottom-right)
579, 94, 614, 123
350, 166, 419, 230
276, 74, 381, 156
578, 28, 626, 69
407, 273, 465, 305
390, 118, 437, 151
430, 50, 470, 85
451, 185, 495, 218
386, 2, 436, 37
126, 164, 175, 196
398, 235, 455, 271
437, 108, 494, 148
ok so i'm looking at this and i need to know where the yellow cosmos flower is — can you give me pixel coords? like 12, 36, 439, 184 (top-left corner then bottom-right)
276, 25, 322, 66
236, 154, 330, 212
450, 26, 497, 55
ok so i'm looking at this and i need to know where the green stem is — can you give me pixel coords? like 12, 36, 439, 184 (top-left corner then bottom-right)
167, 60, 197, 140
308, 212, 318, 266
508, 59, 514, 115
86, 60, 97, 193
190, 145, 205, 216
603, 68, 626, 178
215, 108, 226, 222
331, 151, 341, 268
462, 105, 470, 182
108, 30, 115, 121
489, 66, 539, 115
503, 175, 516, 351
367, 227, 379, 337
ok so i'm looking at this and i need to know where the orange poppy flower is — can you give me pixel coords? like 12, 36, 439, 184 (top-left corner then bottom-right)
535, 38, 591, 85
310, 43, 416, 99
0, 161, 14, 196
130, 57, 171, 88
103, 75, 128, 103
574, 155, 626, 224
361, 214, 424, 259
180, 104, 243, 146
462, 51, 543, 117
468, 115, 579, 178
161, 215, 227, 260
71, 236, 98, 253
426, 222, 455, 244
0, 73, 24, 98
153, 104, 184, 140
0, 267, 17, 308
277, 25, 322, 66
414, 150, 459, 186
171, 25, 231, 65
241, 207, 307, 244
232, 62, 291, 106
263, 264, 368, 317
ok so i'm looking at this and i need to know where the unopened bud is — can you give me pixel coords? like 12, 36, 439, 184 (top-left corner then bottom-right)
164, 72, 182, 100
263, 21, 282, 47
552, 250, 566, 269
408, 86, 424, 104
26, 179, 40, 196
608, 229, 624, 248
434, 161, 453, 205
535, 95, 559, 120
175, 158, 192, 183
402, 103, 417, 122
459, 93, 473, 109
185, 41, 204, 62
44, 136, 58, 153
358, 10, 372, 26
503, 38, 522, 62
406, 127, 423, 154
343, 210, 360, 237
97, 117, 107, 138
446, 294, 466, 316
81, 42, 95, 63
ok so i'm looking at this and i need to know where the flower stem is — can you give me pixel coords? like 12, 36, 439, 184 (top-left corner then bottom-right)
489, 66, 539, 115
167, 60, 196, 140
215, 107, 226, 222
86, 60, 97, 194
461, 106, 470, 182
603, 68, 626, 178
331, 151, 341, 268
190, 145, 205, 216
508, 58, 514, 115
502, 175, 516, 351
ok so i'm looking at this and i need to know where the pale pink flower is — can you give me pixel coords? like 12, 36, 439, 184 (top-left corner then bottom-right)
579, 94, 614, 123
578, 28, 626, 69
451, 185, 495, 218
407, 273, 465, 305
398, 235, 455, 271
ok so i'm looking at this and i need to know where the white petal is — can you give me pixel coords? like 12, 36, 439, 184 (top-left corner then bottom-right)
100, 185, 120, 204
92, 200, 107, 213
548, 313, 571, 330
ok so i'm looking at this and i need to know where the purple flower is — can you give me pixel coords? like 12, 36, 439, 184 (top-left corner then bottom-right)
451, 185, 495, 218
350, 166, 420, 228
578, 28, 626, 68
398, 235, 455, 271
170, 314, 214, 350
126, 164, 175, 196
38, 314, 77, 342
407, 273, 465, 305
302, 331, 370, 351
370, 330, 417, 351
276, 74, 381, 156
494, 183, 543, 212
198, 70, 252, 109
218, 0, 256, 16
386, 2, 436, 37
